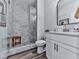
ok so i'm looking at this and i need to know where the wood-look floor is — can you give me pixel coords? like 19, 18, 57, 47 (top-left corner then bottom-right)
8, 50, 47, 59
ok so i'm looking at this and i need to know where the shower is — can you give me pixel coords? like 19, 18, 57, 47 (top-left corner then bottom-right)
0, 0, 38, 59
7, 0, 37, 48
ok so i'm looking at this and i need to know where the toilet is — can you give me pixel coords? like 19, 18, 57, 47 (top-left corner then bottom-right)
36, 40, 46, 54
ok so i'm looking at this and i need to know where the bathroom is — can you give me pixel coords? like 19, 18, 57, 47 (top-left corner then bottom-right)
0, 0, 46, 59
0, 0, 79, 59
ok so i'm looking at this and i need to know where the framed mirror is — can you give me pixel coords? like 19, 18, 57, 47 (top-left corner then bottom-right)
0, 0, 7, 27
57, 0, 79, 25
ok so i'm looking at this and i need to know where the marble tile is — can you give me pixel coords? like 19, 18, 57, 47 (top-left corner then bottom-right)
7, 0, 37, 46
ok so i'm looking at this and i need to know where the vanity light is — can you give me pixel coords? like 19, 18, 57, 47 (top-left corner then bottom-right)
74, 7, 79, 19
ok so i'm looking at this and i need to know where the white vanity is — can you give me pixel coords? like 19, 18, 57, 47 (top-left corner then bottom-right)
46, 31, 79, 59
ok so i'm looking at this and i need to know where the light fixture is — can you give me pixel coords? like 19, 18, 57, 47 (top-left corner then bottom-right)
74, 7, 79, 19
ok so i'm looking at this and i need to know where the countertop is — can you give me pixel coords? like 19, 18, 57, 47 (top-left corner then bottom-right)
47, 31, 79, 36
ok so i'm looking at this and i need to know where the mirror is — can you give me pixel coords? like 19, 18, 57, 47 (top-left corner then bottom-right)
0, 0, 7, 27
57, 0, 79, 25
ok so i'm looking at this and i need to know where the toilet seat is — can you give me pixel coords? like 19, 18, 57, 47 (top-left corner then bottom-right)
36, 40, 46, 46
36, 40, 46, 43
35, 40, 46, 53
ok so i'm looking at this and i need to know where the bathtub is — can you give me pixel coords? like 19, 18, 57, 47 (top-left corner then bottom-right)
8, 43, 36, 56
0, 43, 36, 59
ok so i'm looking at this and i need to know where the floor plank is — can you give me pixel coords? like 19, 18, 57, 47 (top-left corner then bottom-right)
8, 50, 47, 59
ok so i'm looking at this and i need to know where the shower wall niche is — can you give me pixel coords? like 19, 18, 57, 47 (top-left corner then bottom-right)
8, 0, 37, 48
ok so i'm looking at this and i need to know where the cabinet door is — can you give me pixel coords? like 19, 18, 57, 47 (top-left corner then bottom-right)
62, 47, 77, 59
50, 40, 60, 59
46, 39, 55, 59
56, 45, 63, 59
51, 40, 57, 59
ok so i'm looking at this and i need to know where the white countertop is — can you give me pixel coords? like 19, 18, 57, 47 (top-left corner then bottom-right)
48, 31, 79, 36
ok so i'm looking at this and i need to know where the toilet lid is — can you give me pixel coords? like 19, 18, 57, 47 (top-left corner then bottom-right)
36, 40, 46, 43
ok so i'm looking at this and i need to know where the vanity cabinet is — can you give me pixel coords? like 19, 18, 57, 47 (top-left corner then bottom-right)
62, 47, 77, 59
46, 39, 54, 59
46, 39, 62, 59
46, 32, 79, 59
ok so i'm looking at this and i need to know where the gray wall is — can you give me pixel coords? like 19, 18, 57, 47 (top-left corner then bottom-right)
44, 0, 58, 30
37, 0, 58, 40
37, 0, 45, 40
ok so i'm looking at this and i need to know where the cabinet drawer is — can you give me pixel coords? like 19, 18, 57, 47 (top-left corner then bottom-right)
46, 34, 79, 49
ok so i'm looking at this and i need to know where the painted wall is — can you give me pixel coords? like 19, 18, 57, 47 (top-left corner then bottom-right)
44, 0, 58, 30
37, 0, 45, 40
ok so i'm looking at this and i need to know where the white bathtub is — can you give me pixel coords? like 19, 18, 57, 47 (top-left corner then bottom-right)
0, 43, 36, 59
8, 43, 36, 55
